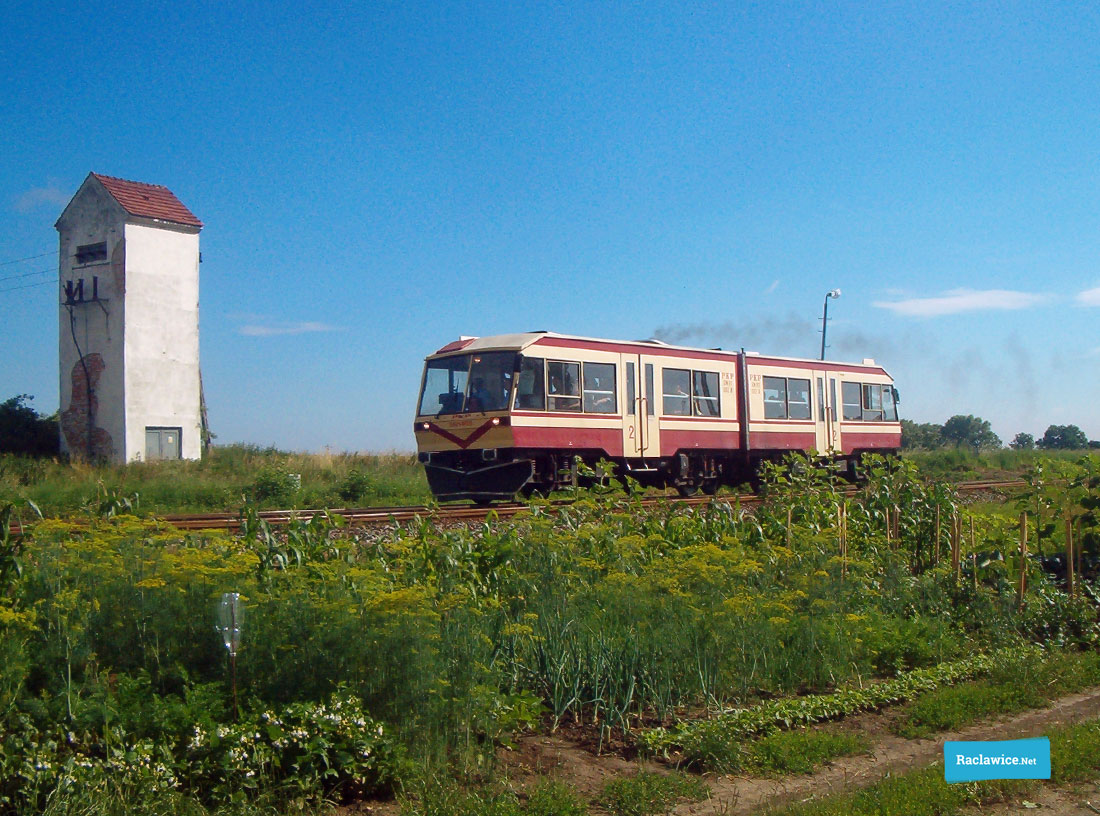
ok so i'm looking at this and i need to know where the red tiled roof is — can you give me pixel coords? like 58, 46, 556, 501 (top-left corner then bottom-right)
91, 173, 203, 228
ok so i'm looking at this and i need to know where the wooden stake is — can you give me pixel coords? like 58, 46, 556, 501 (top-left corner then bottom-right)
1066, 513, 1075, 598
1018, 511, 1028, 611
951, 512, 961, 582
934, 505, 941, 565
838, 504, 847, 580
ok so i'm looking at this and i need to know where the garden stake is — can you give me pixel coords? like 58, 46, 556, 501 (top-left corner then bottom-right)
934, 505, 941, 564
1018, 512, 1028, 611
1066, 513, 1075, 598
951, 513, 961, 583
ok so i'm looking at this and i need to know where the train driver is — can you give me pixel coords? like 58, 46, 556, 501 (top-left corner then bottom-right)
467, 377, 493, 412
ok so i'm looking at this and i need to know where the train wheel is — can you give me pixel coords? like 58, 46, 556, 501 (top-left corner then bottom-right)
676, 482, 699, 498
702, 478, 719, 496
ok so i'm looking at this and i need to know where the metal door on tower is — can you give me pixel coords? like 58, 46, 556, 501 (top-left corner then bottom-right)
145, 427, 182, 460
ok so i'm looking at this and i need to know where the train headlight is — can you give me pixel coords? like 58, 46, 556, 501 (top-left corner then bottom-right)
491, 417, 500, 426
421, 422, 430, 431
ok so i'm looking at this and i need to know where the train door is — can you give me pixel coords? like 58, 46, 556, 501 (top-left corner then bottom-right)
828, 376, 842, 452
622, 357, 642, 458
814, 376, 829, 453
621, 354, 660, 461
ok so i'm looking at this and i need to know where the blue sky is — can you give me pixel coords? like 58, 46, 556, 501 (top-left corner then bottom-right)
3, 1, 1099, 451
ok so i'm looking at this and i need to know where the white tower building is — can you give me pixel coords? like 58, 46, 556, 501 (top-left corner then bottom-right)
55, 173, 204, 462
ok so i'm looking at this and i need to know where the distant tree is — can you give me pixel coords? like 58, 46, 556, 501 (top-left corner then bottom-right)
1091, 440, 1100, 449
901, 419, 945, 449
0, 394, 59, 456
1038, 424, 1090, 450
1010, 432, 1035, 450
941, 414, 1001, 452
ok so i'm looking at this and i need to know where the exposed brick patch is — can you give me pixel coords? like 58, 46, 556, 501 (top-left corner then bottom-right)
61, 354, 114, 460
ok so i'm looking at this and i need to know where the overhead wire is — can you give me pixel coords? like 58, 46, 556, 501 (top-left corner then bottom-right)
0, 278, 55, 294
0, 266, 54, 284
0, 250, 57, 267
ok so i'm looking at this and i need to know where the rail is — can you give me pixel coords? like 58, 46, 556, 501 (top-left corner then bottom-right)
5, 478, 1028, 535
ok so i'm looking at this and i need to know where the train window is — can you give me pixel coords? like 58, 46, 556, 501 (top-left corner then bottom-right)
583, 362, 616, 413
662, 368, 691, 415
882, 386, 898, 421
829, 378, 838, 422
788, 379, 811, 420
419, 354, 471, 416
466, 353, 514, 412
693, 371, 720, 417
645, 364, 655, 415
816, 378, 825, 421
547, 361, 581, 412
842, 382, 862, 420
514, 356, 545, 410
626, 362, 636, 415
862, 384, 884, 421
763, 376, 787, 419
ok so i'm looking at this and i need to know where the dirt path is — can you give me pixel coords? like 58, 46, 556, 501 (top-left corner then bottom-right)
344, 687, 1100, 815
673, 686, 1100, 815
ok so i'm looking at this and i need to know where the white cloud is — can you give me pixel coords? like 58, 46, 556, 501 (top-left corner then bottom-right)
238, 321, 340, 337
764, 279, 779, 295
1076, 287, 1100, 306
873, 289, 1048, 317
14, 185, 69, 213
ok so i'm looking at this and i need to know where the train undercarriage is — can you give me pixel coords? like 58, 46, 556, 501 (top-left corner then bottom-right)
420, 447, 880, 503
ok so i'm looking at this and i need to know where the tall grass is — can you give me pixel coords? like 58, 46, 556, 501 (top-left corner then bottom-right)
0, 444, 429, 514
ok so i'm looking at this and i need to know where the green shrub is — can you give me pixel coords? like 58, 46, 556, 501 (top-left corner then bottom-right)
338, 469, 374, 503
247, 464, 299, 505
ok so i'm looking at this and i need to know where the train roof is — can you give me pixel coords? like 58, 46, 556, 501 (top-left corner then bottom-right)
428, 331, 893, 377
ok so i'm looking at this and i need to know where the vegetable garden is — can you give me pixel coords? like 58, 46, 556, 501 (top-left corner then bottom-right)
2, 453, 1100, 815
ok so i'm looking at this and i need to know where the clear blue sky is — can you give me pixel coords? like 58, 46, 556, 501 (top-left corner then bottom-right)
3, 1, 1099, 451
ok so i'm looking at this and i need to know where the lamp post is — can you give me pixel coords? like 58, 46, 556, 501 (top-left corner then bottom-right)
820, 289, 841, 360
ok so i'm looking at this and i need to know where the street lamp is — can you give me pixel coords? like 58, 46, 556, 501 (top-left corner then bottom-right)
820, 289, 841, 360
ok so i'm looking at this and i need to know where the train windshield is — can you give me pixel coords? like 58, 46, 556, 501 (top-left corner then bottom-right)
418, 352, 516, 416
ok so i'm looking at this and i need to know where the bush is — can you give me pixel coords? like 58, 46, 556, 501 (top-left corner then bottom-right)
247, 464, 299, 505
338, 469, 373, 503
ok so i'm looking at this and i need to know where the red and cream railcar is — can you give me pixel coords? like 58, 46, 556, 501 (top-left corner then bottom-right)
415, 332, 901, 502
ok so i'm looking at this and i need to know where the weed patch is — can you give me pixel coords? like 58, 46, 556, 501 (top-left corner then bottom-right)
745, 728, 868, 775
399, 777, 588, 816
599, 772, 708, 816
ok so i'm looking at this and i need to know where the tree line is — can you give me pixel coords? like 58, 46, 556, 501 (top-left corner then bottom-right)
0, 395, 59, 456
902, 414, 1098, 452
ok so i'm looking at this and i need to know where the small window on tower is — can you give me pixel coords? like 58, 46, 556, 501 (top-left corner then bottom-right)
75, 242, 107, 264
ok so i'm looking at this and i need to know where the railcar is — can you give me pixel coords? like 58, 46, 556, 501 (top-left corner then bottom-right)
414, 332, 901, 502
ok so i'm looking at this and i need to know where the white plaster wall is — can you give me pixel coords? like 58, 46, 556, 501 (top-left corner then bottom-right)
56, 182, 127, 461
122, 222, 202, 461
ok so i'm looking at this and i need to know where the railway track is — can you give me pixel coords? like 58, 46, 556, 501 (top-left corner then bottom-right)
6, 478, 1028, 535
